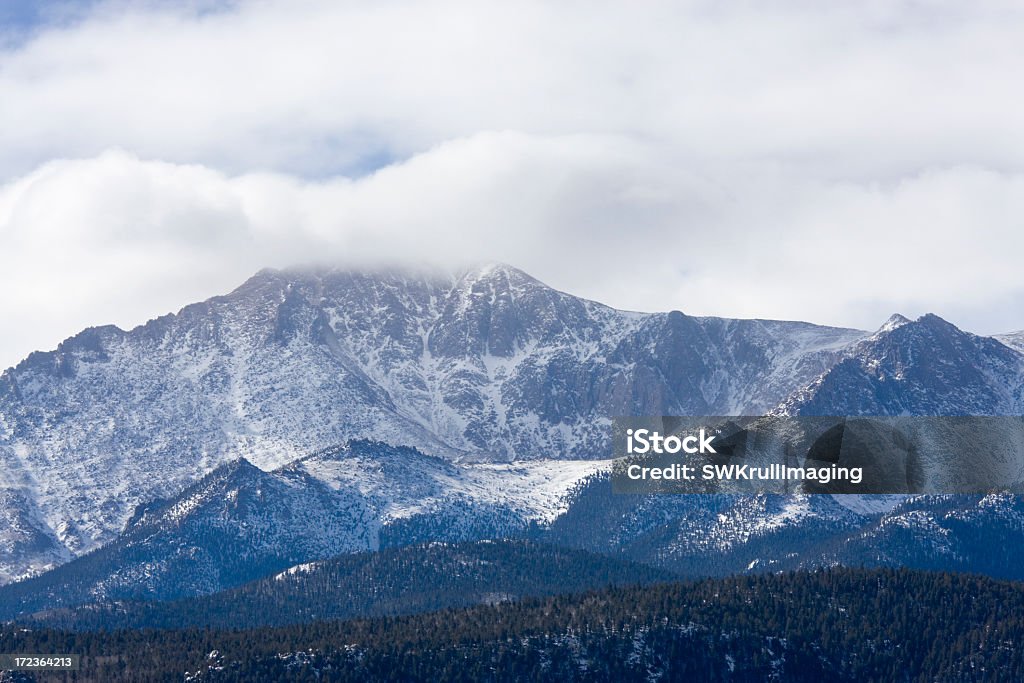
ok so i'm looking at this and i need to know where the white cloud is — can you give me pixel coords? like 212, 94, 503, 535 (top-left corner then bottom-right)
1, 0, 1024, 367
4, 0, 1024, 180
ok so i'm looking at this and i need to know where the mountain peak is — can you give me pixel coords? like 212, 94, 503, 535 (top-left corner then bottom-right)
871, 313, 963, 341
877, 313, 911, 333
914, 313, 958, 332
454, 262, 540, 289
785, 310, 1023, 417
220, 456, 261, 476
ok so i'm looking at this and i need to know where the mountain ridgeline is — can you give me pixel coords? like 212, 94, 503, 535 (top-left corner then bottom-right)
0, 263, 1022, 595
0, 264, 876, 579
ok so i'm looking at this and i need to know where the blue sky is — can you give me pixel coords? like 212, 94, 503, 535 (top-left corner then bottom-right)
0, 0, 80, 28
0, 0, 104, 37
1, 1, 236, 45
1, 1, 1023, 368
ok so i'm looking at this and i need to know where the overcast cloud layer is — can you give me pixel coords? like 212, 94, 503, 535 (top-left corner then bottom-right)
2, 0, 1023, 369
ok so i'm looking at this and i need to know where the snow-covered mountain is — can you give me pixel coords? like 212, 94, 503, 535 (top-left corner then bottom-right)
0, 440, 605, 616
0, 264, 1022, 589
779, 313, 1024, 416
548, 475, 1024, 581
539, 313, 1024, 579
8, 454, 1024, 621
0, 264, 866, 582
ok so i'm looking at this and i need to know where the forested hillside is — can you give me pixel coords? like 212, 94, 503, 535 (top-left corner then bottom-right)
2, 567, 1021, 682
20, 540, 675, 630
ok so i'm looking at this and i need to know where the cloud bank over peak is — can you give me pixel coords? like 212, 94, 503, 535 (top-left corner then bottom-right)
1, 0, 1023, 367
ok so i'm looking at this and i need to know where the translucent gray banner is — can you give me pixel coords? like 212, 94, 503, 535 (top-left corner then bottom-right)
611, 416, 1024, 494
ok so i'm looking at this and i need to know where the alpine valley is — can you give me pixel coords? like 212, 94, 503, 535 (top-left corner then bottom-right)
1, 263, 1023, 624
